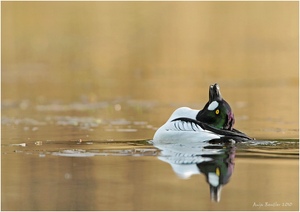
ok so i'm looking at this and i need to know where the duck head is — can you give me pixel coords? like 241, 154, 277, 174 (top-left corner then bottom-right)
196, 83, 235, 130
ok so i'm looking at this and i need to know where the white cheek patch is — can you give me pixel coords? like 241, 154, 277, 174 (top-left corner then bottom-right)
208, 172, 219, 187
208, 101, 219, 111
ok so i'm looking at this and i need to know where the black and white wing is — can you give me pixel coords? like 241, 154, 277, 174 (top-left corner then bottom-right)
168, 117, 205, 132
170, 117, 253, 141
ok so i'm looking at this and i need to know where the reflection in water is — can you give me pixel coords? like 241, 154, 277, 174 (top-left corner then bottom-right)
154, 139, 235, 202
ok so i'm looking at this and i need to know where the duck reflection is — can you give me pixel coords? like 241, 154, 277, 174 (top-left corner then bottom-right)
154, 139, 236, 202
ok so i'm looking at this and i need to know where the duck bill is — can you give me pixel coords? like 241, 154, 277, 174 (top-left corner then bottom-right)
210, 185, 222, 202
209, 83, 223, 103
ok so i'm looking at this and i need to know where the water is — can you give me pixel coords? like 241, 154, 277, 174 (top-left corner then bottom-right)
2, 100, 298, 211
2, 1, 299, 211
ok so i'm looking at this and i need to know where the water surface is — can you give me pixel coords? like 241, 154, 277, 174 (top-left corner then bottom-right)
1, 138, 299, 210
2, 99, 299, 210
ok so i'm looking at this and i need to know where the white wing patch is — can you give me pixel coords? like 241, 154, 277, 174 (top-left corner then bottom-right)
208, 101, 219, 111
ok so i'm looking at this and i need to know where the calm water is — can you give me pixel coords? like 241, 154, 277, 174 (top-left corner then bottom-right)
2, 1, 299, 211
2, 99, 299, 211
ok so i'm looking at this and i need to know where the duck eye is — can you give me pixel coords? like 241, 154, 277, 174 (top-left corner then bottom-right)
216, 167, 220, 176
215, 109, 220, 115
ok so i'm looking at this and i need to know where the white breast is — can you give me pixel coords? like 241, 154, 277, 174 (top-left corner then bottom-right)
153, 107, 221, 143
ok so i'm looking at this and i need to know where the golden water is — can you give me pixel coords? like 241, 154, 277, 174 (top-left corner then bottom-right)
2, 2, 299, 210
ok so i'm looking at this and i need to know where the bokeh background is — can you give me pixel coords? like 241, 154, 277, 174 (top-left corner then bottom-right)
2, 1, 299, 211
2, 1, 298, 139
3, 2, 298, 96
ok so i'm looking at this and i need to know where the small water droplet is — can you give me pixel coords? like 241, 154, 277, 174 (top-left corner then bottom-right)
11, 143, 26, 147
35, 141, 43, 145
64, 173, 72, 180
39, 153, 46, 157
114, 104, 121, 111
24, 126, 30, 131
32, 127, 38, 131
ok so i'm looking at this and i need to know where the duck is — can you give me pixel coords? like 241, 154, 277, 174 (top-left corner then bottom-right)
153, 83, 252, 143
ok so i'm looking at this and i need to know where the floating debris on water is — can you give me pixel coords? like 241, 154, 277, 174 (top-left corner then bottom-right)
3, 138, 297, 160
247, 140, 278, 146
52, 149, 97, 157
51, 148, 158, 157
116, 128, 138, 132
35, 141, 43, 146
10, 143, 27, 147
39, 153, 46, 157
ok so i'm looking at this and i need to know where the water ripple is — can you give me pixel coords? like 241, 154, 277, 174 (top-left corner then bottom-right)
2, 139, 298, 159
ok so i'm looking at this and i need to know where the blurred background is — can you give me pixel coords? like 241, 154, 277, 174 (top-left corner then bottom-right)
2, 1, 299, 138
2, 1, 298, 139
3, 2, 298, 96
2, 2, 299, 211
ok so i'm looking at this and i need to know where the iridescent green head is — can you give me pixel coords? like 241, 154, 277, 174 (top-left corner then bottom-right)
196, 83, 235, 130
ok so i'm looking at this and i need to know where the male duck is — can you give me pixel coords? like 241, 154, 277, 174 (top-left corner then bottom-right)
153, 83, 252, 143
